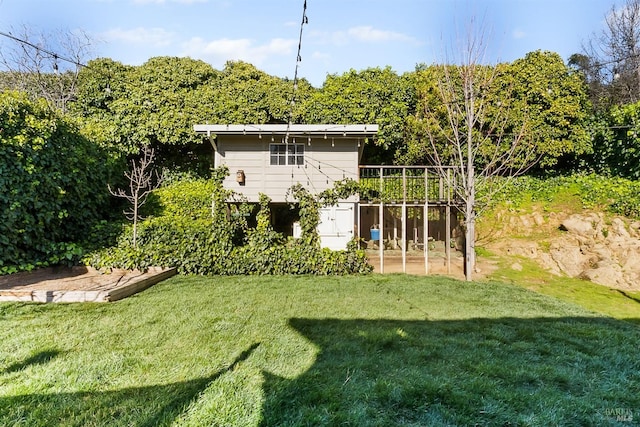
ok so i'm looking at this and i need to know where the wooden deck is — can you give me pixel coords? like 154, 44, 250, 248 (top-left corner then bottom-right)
0, 266, 177, 303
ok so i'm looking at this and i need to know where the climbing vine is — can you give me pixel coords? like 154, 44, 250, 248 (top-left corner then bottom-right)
85, 169, 372, 275
0, 91, 112, 274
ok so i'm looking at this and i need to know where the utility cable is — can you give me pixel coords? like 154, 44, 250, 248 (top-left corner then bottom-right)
285, 0, 308, 143
0, 30, 88, 70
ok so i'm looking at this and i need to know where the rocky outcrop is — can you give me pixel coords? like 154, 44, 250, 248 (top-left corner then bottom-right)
487, 212, 640, 291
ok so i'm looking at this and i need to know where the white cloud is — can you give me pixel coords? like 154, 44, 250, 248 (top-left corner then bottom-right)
347, 25, 417, 44
512, 29, 526, 40
312, 51, 331, 61
100, 27, 175, 46
310, 26, 419, 47
181, 37, 295, 66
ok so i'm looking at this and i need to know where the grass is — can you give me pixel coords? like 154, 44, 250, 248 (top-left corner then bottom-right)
1, 274, 639, 426
476, 176, 640, 327
486, 253, 640, 326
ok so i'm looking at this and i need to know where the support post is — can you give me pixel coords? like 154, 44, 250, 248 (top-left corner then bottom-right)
424, 167, 429, 274
379, 203, 384, 273
446, 204, 451, 274
402, 202, 407, 273
379, 167, 384, 274
446, 168, 452, 274
402, 169, 407, 273
424, 202, 429, 274
357, 200, 361, 248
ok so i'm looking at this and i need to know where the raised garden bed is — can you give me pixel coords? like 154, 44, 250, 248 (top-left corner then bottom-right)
0, 266, 176, 303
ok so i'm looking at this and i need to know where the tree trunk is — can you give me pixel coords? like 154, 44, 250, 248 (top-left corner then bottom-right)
464, 210, 475, 281
133, 197, 139, 249
464, 203, 476, 281
464, 163, 475, 281
465, 75, 475, 281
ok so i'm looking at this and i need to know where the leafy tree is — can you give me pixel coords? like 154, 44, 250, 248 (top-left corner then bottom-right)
72, 58, 132, 118
117, 57, 220, 147
71, 60, 414, 172
72, 58, 311, 175
211, 61, 307, 124
408, 28, 570, 280
70, 58, 134, 155
402, 51, 591, 170
502, 51, 592, 169
303, 67, 415, 164
71, 57, 222, 174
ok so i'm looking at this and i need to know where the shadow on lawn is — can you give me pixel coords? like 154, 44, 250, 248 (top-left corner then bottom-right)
0, 343, 259, 427
2, 349, 62, 374
3, 318, 639, 426
260, 317, 640, 427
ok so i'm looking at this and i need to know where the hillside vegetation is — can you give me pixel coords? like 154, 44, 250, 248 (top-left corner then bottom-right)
477, 174, 640, 316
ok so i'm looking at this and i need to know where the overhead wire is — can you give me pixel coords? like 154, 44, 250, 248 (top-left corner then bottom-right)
285, 0, 308, 144
0, 30, 89, 70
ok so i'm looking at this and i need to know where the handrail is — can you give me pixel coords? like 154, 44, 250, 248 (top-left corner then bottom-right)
358, 165, 462, 203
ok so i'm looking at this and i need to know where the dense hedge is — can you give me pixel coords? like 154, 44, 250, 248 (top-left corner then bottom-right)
0, 91, 113, 274
587, 102, 640, 180
84, 175, 372, 275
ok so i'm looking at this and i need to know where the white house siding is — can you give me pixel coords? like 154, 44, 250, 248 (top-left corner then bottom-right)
214, 136, 265, 198
216, 135, 360, 203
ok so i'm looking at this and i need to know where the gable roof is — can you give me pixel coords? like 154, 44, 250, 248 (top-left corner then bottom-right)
193, 124, 378, 137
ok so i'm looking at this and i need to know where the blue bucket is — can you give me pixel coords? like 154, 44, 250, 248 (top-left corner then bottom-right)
370, 228, 380, 241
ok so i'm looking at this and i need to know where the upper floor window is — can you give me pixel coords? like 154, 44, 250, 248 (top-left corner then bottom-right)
270, 143, 304, 166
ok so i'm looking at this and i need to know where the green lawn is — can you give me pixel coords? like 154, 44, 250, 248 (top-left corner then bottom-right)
1, 274, 639, 426
486, 253, 640, 326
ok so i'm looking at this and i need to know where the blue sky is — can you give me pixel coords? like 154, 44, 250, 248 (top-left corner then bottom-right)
0, 0, 617, 87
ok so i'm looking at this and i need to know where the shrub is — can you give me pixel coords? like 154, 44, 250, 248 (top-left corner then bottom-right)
145, 179, 216, 220
85, 217, 234, 274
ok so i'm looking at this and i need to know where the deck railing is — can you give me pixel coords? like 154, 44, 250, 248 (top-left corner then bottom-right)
358, 166, 462, 204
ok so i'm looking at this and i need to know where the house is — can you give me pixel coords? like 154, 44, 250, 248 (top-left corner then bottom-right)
193, 123, 465, 273
193, 124, 378, 250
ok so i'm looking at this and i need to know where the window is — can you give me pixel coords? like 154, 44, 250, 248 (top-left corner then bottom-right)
270, 143, 304, 166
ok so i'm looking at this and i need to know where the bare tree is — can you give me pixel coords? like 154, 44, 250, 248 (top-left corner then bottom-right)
582, 0, 640, 106
109, 147, 164, 248
421, 22, 538, 281
0, 26, 94, 112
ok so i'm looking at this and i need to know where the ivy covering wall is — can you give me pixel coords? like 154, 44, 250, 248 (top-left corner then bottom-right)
84, 168, 372, 275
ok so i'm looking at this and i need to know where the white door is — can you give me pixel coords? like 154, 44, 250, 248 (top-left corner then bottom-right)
318, 203, 355, 250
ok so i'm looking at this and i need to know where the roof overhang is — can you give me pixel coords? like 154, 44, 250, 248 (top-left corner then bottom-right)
193, 124, 379, 137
